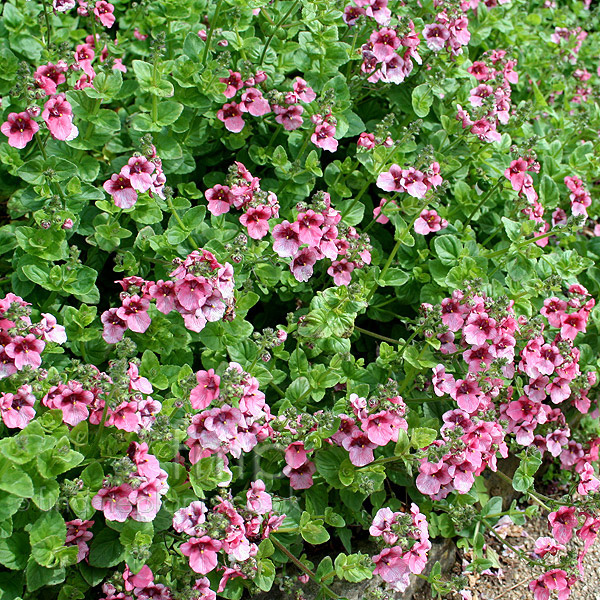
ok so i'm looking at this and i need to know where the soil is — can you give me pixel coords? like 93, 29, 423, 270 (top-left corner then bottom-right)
414, 505, 600, 600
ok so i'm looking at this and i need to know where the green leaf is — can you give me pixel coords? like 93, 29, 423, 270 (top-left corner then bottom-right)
0, 533, 29, 570
411, 427, 438, 449
412, 84, 434, 118
88, 528, 124, 568
0, 463, 33, 497
26, 559, 65, 591
156, 101, 184, 126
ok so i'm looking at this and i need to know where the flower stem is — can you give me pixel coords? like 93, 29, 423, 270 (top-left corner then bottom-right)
354, 326, 401, 345
271, 537, 342, 600
258, 0, 301, 67
40, 0, 52, 47
201, 0, 225, 66
462, 179, 504, 228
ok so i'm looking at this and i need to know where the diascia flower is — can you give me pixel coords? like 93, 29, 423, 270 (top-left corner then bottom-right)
42, 94, 75, 140
1, 111, 39, 149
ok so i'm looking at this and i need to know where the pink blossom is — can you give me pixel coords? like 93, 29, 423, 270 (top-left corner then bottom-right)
217, 102, 245, 133
240, 88, 270, 116
423, 24, 450, 51
548, 506, 578, 544
104, 173, 138, 208
285, 442, 308, 469
219, 70, 243, 99
240, 205, 271, 239
370, 28, 400, 61
101, 308, 127, 343
92, 485, 133, 522
311, 123, 338, 152
128, 362, 153, 394
5, 334, 44, 370
283, 460, 316, 489
290, 248, 318, 282
190, 369, 220, 410
273, 104, 304, 130
246, 480, 272, 514
94, 1, 115, 27
1, 111, 39, 149
173, 501, 207, 535
272, 220, 301, 257
116, 295, 151, 333
42, 94, 74, 140
342, 429, 376, 466
121, 156, 156, 193
416, 460, 452, 496
0, 385, 36, 429
293, 77, 316, 102
328, 259, 354, 286
414, 209, 448, 234
373, 546, 410, 589
180, 536, 222, 574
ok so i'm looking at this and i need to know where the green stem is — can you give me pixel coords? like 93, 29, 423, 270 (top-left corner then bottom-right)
258, 0, 301, 67
354, 326, 401, 345
462, 179, 504, 228
125, 1, 144, 35
269, 382, 285, 397
494, 470, 553, 511
40, 0, 52, 47
88, 391, 113, 456
35, 134, 47, 161
487, 527, 536, 565
366, 238, 401, 303
201, 0, 225, 66
487, 229, 560, 259
271, 538, 342, 600
166, 196, 200, 248
343, 179, 370, 220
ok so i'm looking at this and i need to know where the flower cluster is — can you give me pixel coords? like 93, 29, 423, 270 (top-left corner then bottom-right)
361, 20, 422, 85
371, 504, 431, 593
457, 49, 519, 143
331, 389, 408, 468
103, 146, 166, 209
422, 10, 471, 55
376, 161, 443, 199
91, 442, 168, 522
550, 26, 587, 64
185, 362, 273, 465
101, 248, 235, 340
175, 483, 284, 588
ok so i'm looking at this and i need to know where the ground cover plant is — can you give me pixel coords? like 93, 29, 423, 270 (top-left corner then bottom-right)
1, 0, 600, 599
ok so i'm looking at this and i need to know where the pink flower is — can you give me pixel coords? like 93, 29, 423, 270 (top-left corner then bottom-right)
560, 311, 587, 340
101, 308, 127, 343
173, 501, 207, 535
328, 259, 354, 286
91, 485, 133, 521
423, 24, 450, 51
416, 460, 452, 496
217, 102, 245, 133
272, 221, 301, 257
35, 62, 67, 95
116, 295, 151, 333
240, 88, 270, 116
297, 209, 324, 246
311, 123, 338, 152
0, 385, 36, 429
342, 429, 376, 466
104, 173, 138, 208
128, 362, 153, 394
239, 206, 271, 239
414, 209, 448, 234
548, 506, 578, 544
123, 564, 153, 591
190, 369, 221, 410
285, 442, 308, 469
39, 312, 67, 343
1, 111, 39, 149
376, 164, 405, 193
107, 401, 141, 432
283, 460, 316, 489
273, 104, 304, 130
180, 536, 222, 574
94, 1, 115, 27
463, 313, 496, 345
450, 377, 483, 413
293, 77, 316, 103
5, 334, 45, 370
533, 536, 565, 558
246, 480, 272, 514
219, 70, 243, 99
373, 546, 410, 589
290, 248, 318, 282
121, 156, 156, 193
192, 578, 216, 600
358, 132, 375, 149
42, 94, 74, 140
370, 28, 400, 61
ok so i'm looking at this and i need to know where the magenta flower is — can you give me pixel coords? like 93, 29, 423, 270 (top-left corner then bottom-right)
108, 401, 141, 432
190, 369, 221, 410
293, 77, 316, 103
123, 564, 154, 591
272, 220, 301, 257
376, 164, 404, 192
423, 23, 450, 51
463, 312, 496, 345
560, 310, 587, 341
35, 62, 67, 95
416, 460, 452, 496
205, 184, 233, 216
246, 479, 272, 515
116, 295, 151, 333
297, 209, 324, 246
283, 460, 316, 489
5, 334, 45, 370
239, 205, 271, 239
0, 385, 36, 429
548, 506, 578, 544
1, 111, 39, 149
414, 209, 448, 234
120, 156, 155, 193
240, 88, 270, 116
128, 362, 153, 394
180, 536, 222, 574
42, 93, 74, 140
311, 123, 338, 152
94, 1, 115, 27
173, 501, 207, 535
53, 382, 93, 426
39, 312, 67, 344
285, 441, 308, 469
217, 102, 245, 133
104, 173, 138, 209
290, 248, 318, 282
451, 377, 483, 413
342, 429, 376, 466
91, 485, 133, 522
101, 308, 127, 343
